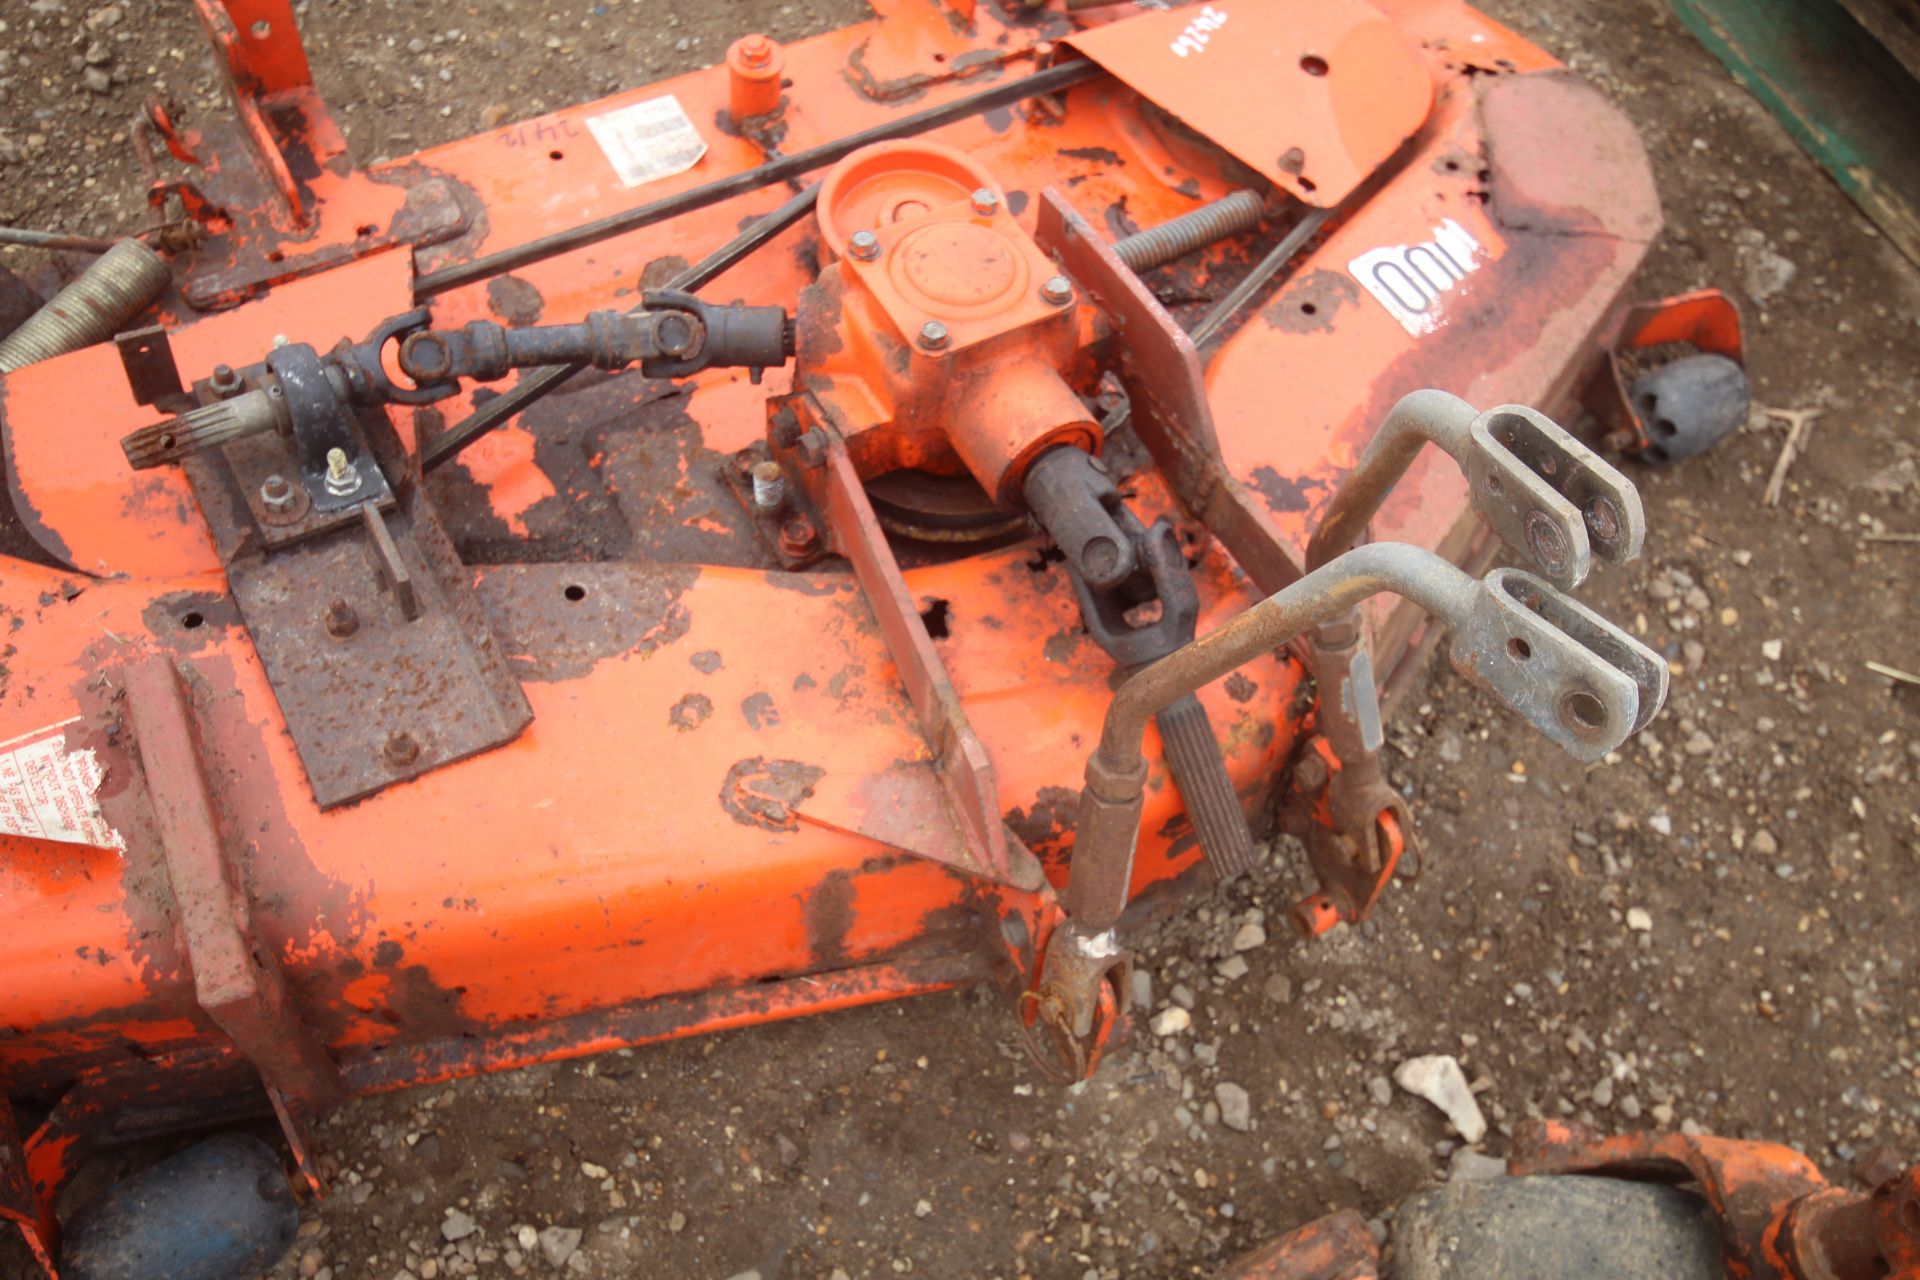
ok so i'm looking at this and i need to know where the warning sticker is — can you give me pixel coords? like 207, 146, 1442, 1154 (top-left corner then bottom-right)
584, 95, 708, 190
1348, 218, 1490, 337
0, 721, 124, 852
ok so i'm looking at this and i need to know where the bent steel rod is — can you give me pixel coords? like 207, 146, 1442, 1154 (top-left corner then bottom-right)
411, 58, 1101, 300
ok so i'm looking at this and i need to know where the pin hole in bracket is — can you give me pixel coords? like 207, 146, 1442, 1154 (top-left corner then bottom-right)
1463, 407, 1647, 588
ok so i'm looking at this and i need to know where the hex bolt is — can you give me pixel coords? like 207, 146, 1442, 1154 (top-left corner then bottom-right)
323, 598, 359, 638
382, 729, 421, 767
970, 187, 999, 217
1523, 509, 1570, 580
918, 320, 951, 351
324, 446, 362, 497
1041, 275, 1074, 306
209, 363, 244, 397
737, 33, 774, 68
848, 229, 880, 261
750, 459, 787, 511
779, 515, 820, 558
259, 473, 296, 514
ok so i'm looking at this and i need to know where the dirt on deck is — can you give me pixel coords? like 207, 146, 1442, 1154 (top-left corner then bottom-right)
1, 1, 1915, 1278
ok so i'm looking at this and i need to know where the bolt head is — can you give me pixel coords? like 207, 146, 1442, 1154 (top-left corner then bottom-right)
779, 516, 819, 557
737, 33, 773, 67
324, 598, 359, 638
917, 320, 951, 351
1042, 274, 1073, 305
382, 729, 421, 767
1523, 509, 1571, 580
209, 363, 242, 396
848, 229, 880, 261
970, 187, 999, 217
260, 473, 295, 513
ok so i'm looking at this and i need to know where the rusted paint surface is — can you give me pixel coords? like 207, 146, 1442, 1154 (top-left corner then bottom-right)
0, 0, 1663, 1237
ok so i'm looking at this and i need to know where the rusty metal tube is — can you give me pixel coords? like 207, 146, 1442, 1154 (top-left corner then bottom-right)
1099, 543, 1469, 768
1112, 190, 1265, 274
0, 239, 170, 373
1303, 390, 1477, 572
1064, 544, 1472, 928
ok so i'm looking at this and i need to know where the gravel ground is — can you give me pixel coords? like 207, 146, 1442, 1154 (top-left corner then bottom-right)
3, 2, 1917, 1278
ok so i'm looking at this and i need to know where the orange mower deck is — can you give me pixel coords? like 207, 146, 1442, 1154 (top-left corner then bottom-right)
0, 0, 1694, 1267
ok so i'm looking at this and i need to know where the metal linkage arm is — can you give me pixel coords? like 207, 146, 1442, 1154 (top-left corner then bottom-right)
1029, 543, 1664, 1057
1305, 390, 1645, 586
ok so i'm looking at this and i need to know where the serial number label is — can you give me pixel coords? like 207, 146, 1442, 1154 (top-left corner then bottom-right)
1348, 218, 1489, 337
584, 95, 708, 190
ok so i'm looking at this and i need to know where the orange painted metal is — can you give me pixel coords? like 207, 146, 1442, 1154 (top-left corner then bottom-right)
0, 0, 1672, 1258
1589, 287, 1748, 450
726, 33, 786, 123
1064, 0, 1435, 206
802, 140, 1096, 504
1212, 1208, 1381, 1279
1513, 1120, 1920, 1280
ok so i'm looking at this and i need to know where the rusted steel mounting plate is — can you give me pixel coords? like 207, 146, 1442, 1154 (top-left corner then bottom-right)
184, 173, 469, 312
224, 491, 532, 808
1062, 0, 1433, 208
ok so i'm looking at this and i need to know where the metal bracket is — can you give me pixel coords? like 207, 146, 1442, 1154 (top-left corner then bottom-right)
122, 657, 343, 1191
1034, 188, 1305, 597
807, 428, 1043, 891
114, 325, 190, 410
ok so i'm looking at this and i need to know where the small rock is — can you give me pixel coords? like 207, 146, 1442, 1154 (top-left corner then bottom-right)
516, 1226, 539, 1251
1593, 1076, 1615, 1109
580, 1162, 608, 1180
480, 103, 510, 129
1626, 907, 1653, 933
1215, 1083, 1252, 1132
1263, 974, 1292, 1005
85, 5, 124, 30
1368, 1076, 1393, 1108
913, 1199, 932, 1218
1214, 956, 1249, 981
83, 40, 111, 66
775, 1134, 801, 1167
1130, 968, 1153, 1011
442, 1210, 477, 1242
667, 1211, 686, 1234
1230, 921, 1268, 952
1170, 983, 1196, 1010
1742, 248, 1796, 304
1149, 1006, 1192, 1036
1750, 829, 1778, 857
82, 66, 112, 94
537, 1226, 581, 1268
1648, 813, 1673, 836
1448, 1148, 1508, 1182
1761, 638, 1783, 662
1393, 1054, 1487, 1144
300, 1249, 325, 1278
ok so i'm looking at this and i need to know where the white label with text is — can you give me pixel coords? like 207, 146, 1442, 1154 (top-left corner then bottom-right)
585, 95, 707, 190
0, 721, 124, 851
1348, 218, 1489, 336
